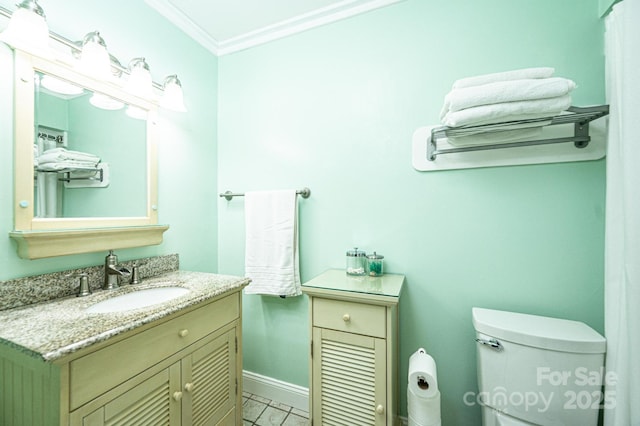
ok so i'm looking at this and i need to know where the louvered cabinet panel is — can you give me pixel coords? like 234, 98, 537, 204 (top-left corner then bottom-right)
73, 364, 181, 426
312, 328, 386, 426
182, 328, 236, 426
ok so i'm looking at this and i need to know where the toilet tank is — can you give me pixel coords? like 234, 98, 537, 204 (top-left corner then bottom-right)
472, 308, 606, 426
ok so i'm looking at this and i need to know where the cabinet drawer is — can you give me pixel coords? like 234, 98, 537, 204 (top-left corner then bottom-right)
313, 298, 385, 338
69, 293, 239, 410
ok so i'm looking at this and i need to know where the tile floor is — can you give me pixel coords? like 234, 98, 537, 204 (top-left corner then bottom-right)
242, 392, 309, 426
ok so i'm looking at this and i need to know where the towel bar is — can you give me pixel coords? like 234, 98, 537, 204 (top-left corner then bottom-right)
219, 187, 311, 201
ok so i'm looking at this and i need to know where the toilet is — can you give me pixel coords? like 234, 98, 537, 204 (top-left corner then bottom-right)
472, 307, 606, 426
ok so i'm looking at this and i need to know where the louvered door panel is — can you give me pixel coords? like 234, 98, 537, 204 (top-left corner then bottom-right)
313, 328, 386, 426
183, 328, 236, 426
102, 363, 180, 426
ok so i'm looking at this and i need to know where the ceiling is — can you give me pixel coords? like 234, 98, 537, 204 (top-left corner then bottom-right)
144, 0, 404, 56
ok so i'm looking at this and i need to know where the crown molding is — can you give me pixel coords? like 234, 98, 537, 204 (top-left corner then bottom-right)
145, 0, 405, 56
144, 0, 220, 55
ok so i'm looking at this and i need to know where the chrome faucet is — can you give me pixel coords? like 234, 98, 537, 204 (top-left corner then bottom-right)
103, 250, 131, 290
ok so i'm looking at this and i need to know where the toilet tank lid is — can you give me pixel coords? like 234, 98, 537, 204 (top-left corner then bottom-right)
472, 308, 606, 354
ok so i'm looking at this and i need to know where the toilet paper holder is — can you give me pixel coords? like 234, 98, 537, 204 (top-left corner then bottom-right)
475, 337, 503, 352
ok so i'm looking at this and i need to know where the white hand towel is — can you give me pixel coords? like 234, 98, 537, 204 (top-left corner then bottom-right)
440, 77, 576, 119
441, 94, 572, 128
451, 67, 555, 89
244, 190, 301, 297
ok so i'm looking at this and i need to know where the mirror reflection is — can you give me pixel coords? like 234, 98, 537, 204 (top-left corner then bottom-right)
34, 71, 147, 218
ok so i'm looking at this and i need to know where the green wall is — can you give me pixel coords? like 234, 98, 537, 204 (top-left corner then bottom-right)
1, 0, 607, 424
0, 0, 219, 277
217, 0, 605, 424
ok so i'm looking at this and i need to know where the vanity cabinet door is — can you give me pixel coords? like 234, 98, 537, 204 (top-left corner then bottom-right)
72, 363, 181, 425
70, 324, 239, 426
181, 327, 237, 426
312, 327, 387, 426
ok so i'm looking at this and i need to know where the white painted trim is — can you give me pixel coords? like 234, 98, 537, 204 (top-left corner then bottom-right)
145, 0, 405, 56
217, 0, 405, 55
242, 370, 309, 412
144, 0, 220, 55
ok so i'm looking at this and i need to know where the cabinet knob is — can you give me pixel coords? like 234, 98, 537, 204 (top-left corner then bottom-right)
342, 314, 351, 322
173, 391, 183, 401
376, 404, 384, 414
178, 329, 189, 337
184, 382, 194, 392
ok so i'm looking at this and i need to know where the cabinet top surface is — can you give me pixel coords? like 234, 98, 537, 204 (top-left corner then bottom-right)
0, 271, 249, 362
302, 269, 404, 300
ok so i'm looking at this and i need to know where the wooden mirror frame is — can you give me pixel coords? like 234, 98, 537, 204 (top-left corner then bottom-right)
9, 50, 168, 259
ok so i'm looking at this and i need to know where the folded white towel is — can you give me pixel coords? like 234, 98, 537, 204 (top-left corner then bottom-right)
37, 148, 101, 165
37, 161, 100, 171
440, 77, 576, 119
244, 190, 301, 297
441, 94, 572, 128
451, 67, 555, 89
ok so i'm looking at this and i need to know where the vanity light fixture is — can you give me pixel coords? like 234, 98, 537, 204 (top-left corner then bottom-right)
0, 0, 52, 58
125, 105, 148, 120
40, 75, 84, 96
76, 31, 112, 81
125, 57, 154, 99
159, 74, 187, 112
89, 92, 124, 111
0, 3, 187, 112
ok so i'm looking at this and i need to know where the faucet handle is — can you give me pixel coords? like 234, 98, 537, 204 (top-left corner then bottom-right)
66, 273, 92, 297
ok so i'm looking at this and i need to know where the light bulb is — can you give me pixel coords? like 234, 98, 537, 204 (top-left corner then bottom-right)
0, 0, 52, 58
160, 75, 187, 112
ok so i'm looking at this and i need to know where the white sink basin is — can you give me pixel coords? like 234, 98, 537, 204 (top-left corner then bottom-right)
86, 286, 190, 313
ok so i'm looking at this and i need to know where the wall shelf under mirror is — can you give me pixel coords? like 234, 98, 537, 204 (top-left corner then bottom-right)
9, 49, 169, 259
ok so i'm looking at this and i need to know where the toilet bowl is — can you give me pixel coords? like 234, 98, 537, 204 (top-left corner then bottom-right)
472, 308, 606, 426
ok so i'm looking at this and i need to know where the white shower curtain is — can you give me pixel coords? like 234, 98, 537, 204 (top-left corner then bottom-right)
604, 1, 640, 425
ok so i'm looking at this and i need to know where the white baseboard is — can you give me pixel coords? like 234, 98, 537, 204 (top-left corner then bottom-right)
242, 370, 309, 412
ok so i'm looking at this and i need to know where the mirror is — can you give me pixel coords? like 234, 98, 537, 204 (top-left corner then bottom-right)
10, 50, 168, 259
35, 71, 148, 218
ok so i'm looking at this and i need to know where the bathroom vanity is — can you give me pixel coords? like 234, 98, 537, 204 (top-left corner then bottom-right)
0, 270, 249, 426
302, 269, 404, 426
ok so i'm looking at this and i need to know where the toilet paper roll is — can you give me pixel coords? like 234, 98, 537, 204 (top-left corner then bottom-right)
408, 348, 438, 399
408, 388, 441, 426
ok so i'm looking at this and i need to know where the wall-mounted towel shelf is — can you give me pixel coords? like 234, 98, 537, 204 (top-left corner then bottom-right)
35, 166, 104, 183
428, 105, 609, 161
219, 187, 311, 201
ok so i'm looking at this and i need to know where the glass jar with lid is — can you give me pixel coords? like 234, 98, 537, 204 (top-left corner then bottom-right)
346, 247, 366, 275
366, 252, 384, 277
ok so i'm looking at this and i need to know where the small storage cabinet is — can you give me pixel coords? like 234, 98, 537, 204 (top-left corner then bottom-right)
302, 269, 404, 426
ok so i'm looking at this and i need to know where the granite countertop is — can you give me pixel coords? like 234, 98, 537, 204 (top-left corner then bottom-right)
0, 271, 250, 362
